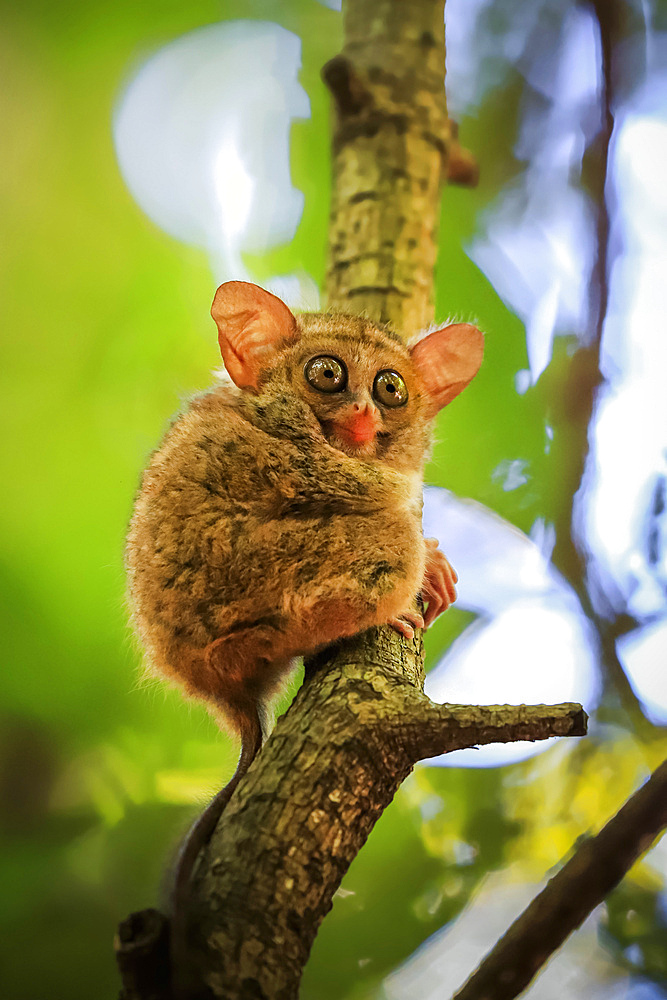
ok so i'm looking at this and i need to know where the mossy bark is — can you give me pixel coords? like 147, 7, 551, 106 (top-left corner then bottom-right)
324, 0, 450, 336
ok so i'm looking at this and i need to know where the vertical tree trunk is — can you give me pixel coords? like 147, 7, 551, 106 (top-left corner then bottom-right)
324, 0, 449, 337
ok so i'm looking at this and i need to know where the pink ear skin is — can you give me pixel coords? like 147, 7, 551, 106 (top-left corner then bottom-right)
211, 281, 299, 391
409, 323, 484, 417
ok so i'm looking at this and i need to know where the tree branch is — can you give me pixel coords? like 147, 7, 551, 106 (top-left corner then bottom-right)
451, 758, 667, 1000
390, 700, 587, 761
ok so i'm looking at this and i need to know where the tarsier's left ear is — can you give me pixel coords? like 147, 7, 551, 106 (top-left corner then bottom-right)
211, 281, 299, 390
409, 322, 484, 417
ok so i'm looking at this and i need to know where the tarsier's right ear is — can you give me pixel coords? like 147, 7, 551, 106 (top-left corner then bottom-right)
211, 281, 299, 391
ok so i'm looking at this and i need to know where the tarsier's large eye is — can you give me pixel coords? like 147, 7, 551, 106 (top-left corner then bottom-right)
373, 369, 408, 408
304, 355, 348, 393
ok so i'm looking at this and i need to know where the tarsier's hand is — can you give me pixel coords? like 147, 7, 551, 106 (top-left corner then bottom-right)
421, 537, 458, 628
387, 608, 425, 641
386, 539, 458, 639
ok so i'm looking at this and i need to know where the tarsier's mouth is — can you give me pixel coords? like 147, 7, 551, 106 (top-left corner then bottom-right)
325, 419, 375, 441
337, 425, 376, 444
323, 421, 379, 454
325, 406, 381, 445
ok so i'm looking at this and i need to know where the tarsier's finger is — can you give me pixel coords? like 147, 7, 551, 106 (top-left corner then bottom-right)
427, 563, 459, 622
433, 552, 458, 604
421, 540, 459, 626
422, 570, 444, 610
425, 540, 458, 579
422, 576, 446, 627
402, 609, 425, 630
443, 566, 458, 605
422, 599, 441, 629
387, 610, 425, 640
388, 619, 415, 639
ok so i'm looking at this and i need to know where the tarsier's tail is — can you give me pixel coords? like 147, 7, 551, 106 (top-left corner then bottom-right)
169, 702, 263, 996
172, 707, 263, 906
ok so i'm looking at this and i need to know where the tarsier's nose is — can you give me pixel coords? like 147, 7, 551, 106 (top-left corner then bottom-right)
345, 400, 380, 442
352, 400, 371, 414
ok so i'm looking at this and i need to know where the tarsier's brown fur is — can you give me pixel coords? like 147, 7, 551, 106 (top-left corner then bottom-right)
125, 281, 483, 991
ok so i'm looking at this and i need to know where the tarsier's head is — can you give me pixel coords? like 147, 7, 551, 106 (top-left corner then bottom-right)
211, 281, 483, 470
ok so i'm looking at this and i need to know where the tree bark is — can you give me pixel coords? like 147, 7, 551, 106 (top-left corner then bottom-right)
324, 0, 450, 336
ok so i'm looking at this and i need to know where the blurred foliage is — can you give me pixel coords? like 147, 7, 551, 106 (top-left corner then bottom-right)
603, 878, 667, 987
0, 1, 665, 999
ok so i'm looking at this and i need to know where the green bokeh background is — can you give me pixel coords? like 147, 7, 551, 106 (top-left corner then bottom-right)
1, 2, 665, 998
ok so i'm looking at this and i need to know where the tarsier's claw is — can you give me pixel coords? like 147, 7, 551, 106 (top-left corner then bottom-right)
421, 538, 458, 628
387, 610, 425, 640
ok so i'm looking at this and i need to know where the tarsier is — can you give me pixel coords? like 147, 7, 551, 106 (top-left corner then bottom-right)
125, 280, 483, 982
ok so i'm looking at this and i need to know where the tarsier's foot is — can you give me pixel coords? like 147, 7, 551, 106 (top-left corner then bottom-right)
421, 538, 458, 628
387, 609, 425, 640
